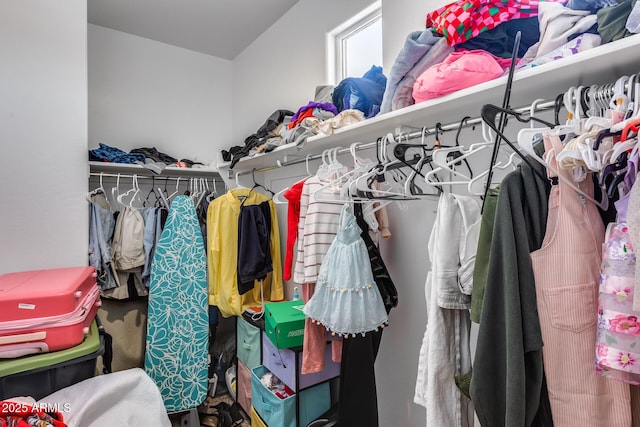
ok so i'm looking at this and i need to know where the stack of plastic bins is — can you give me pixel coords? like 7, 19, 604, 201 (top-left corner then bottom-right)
0, 320, 104, 400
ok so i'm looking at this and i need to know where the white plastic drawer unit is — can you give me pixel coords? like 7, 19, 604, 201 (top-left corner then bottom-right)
261, 331, 340, 391
236, 317, 261, 370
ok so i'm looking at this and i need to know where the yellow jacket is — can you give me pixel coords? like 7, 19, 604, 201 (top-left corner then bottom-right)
207, 188, 284, 317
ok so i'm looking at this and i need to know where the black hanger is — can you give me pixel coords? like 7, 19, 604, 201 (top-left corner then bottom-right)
607, 172, 627, 199
599, 151, 628, 188
143, 176, 160, 207
455, 117, 470, 146
390, 127, 442, 176
372, 136, 387, 183
249, 168, 274, 196
356, 136, 440, 199
592, 127, 621, 150
554, 93, 565, 126
162, 177, 170, 199
580, 86, 591, 117
448, 116, 474, 179
482, 104, 556, 129
482, 31, 521, 211
480, 104, 551, 184
391, 143, 442, 196
434, 122, 444, 149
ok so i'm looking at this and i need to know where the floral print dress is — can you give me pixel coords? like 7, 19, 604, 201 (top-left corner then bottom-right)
596, 222, 640, 384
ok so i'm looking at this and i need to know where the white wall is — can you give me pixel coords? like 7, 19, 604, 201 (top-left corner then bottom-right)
89, 24, 232, 165
0, 1, 88, 274
382, 0, 432, 73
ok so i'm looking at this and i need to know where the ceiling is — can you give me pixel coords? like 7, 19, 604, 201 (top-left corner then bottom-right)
88, 0, 300, 60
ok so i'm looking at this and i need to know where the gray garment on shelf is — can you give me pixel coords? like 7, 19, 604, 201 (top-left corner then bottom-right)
391, 37, 454, 111
380, 29, 442, 114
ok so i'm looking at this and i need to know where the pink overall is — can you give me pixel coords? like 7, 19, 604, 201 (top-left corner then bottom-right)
531, 135, 631, 426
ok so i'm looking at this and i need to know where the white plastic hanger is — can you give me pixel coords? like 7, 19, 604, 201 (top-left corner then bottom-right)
609, 137, 638, 164
234, 171, 248, 189
631, 73, 640, 118
424, 143, 485, 187
314, 143, 376, 203
424, 117, 496, 188
375, 132, 433, 205
562, 86, 587, 134
272, 154, 314, 205
314, 142, 375, 201
556, 127, 603, 169
117, 175, 141, 208
610, 76, 630, 111
111, 174, 123, 209
611, 73, 640, 131
191, 178, 206, 204
468, 152, 518, 196
584, 83, 614, 131
156, 186, 171, 209
348, 133, 420, 200
87, 173, 112, 209
166, 176, 185, 202
194, 178, 210, 208
515, 96, 610, 209
466, 121, 516, 195
353, 134, 400, 194
353, 135, 392, 194
130, 175, 142, 208
313, 148, 349, 198
315, 149, 334, 181
555, 87, 600, 172
517, 98, 557, 156
519, 133, 608, 209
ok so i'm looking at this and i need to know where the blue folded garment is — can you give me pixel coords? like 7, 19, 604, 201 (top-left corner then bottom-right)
89, 143, 146, 164
333, 66, 387, 119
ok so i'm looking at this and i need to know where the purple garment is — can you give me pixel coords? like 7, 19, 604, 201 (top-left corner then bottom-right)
289, 101, 338, 123
625, 149, 640, 189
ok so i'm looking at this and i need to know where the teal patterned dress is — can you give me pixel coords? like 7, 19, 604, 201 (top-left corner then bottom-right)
145, 195, 209, 412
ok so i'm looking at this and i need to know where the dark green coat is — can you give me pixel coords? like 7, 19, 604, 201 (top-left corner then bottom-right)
470, 157, 552, 427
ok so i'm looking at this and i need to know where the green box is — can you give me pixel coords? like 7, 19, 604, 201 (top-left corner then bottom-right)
264, 300, 306, 349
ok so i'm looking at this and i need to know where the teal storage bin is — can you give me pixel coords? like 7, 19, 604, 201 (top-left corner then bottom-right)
251, 365, 330, 427
237, 317, 261, 370
298, 381, 330, 427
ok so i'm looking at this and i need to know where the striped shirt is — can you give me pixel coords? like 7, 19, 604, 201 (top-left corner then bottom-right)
293, 176, 343, 284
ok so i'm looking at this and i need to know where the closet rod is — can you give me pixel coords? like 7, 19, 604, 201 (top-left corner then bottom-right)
89, 172, 224, 183
238, 98, 557, 176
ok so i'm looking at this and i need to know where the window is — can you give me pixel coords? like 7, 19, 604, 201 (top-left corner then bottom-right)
328, 3, 383, 84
